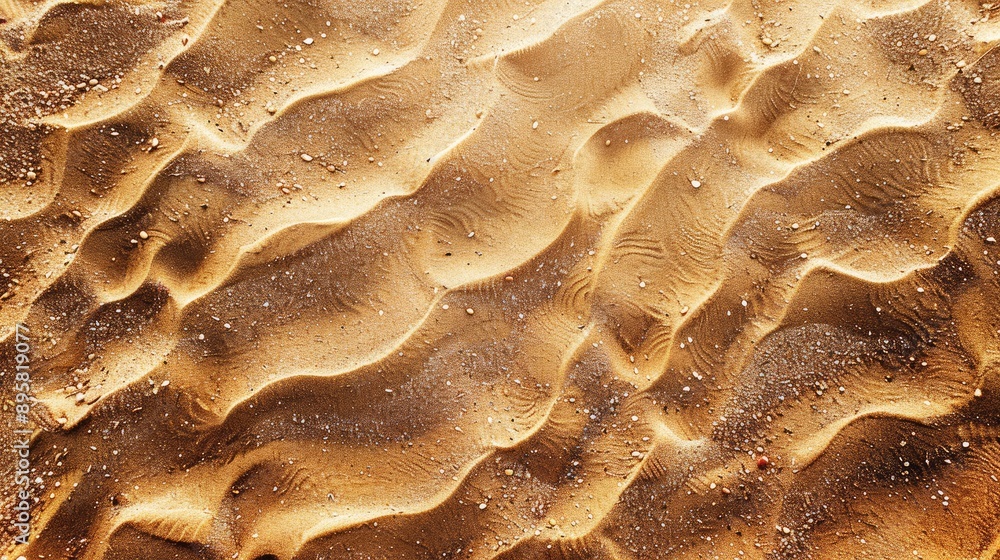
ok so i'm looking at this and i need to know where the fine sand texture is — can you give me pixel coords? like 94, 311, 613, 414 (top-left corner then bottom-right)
2, 0, 1000, 558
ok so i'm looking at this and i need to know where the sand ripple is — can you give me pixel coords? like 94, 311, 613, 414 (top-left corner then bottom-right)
3, 0, 1000, 558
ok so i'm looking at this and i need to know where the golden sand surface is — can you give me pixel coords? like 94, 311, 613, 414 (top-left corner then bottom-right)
2, 0, 1000, 558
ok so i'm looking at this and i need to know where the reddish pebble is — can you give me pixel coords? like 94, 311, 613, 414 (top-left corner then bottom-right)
757, 455, 770, 469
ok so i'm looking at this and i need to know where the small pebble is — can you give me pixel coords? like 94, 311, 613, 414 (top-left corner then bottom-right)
301, 153, 313, 162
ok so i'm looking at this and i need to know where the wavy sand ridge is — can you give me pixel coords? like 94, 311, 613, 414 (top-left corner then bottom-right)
2, 0, 1000, 558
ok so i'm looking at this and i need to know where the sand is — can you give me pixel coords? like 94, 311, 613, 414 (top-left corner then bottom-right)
1, 0, 1000, 558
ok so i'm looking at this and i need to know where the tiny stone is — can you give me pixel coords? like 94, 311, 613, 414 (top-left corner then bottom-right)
691, 179, 701, 188
466, 308, 474, 315
301, 153, 313, 162
139, 231, 149, 239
